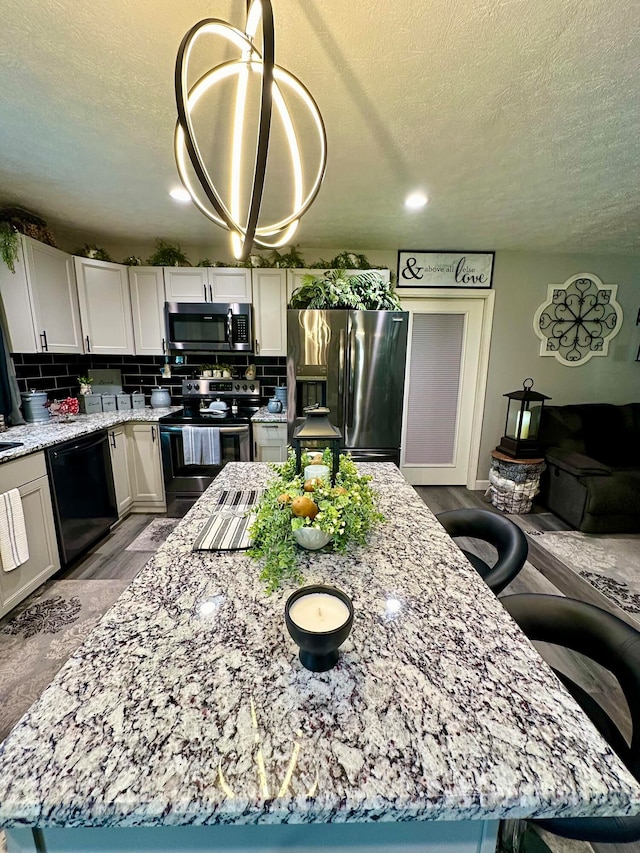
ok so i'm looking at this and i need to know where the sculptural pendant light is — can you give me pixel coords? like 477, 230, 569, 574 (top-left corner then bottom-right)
174, 0, 327, 261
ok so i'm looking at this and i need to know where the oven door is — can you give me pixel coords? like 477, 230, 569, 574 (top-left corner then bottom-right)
160, 423, 251, 501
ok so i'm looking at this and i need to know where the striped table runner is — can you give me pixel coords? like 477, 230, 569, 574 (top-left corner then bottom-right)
192, 489, 264, 551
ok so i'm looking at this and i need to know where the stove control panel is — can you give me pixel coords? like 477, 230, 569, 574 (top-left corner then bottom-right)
182, 379, 260, 397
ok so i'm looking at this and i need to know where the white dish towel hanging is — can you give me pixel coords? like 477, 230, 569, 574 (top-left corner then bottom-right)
182, 427, 221, 466
0, 488, 29, 571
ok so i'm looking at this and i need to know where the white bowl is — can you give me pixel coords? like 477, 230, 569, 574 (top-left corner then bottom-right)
292, 527, 332, 550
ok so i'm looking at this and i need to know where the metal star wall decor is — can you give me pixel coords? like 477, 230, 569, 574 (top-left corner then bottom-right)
533, 273, 623, 366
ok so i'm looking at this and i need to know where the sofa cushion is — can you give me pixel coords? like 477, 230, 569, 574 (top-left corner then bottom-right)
584, 471, 640, 517
546, 448, 612, 477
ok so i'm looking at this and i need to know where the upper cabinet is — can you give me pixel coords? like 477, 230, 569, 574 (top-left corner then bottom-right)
129, 266, 166, 356
252, 269, 287, 357
74, 257, 135, 355
0, 235, 83, 354
164, 267, 252, 303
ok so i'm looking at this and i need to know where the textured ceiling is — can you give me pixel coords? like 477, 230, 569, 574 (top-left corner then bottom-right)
1, 0, 639, 255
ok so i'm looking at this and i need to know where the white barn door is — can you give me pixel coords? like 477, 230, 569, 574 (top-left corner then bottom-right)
400, 296, 491, 486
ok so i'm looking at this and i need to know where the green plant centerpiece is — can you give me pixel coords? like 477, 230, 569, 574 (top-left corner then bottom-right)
147, 239, 190, 266
249, 449, 383, 593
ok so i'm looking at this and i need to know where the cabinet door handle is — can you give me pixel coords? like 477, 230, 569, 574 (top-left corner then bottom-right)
151, 426, 156, 442
40, 330, 49, 351
162, 337, 166, 353
254, 440, 257, 459
209, 284, 214, 302
203, 284, 207, 301
256, 340, 260, 354
110, 432, 116, 448
85, 335, 91, 353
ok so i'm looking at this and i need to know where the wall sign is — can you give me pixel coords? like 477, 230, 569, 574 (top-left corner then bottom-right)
533, 273, 623, 366
397, 251, 494, 289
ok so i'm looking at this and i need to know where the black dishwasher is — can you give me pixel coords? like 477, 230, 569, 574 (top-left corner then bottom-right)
46, 430, 118, 566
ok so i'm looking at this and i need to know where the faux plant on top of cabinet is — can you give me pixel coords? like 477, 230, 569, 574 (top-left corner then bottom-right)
74, 256, 135, 355
285, 268, 391, 305
0, 234, 83, 353
164, 267, 252, 303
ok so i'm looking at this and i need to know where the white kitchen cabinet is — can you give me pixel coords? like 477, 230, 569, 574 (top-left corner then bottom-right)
252, 269, 287, 357
254, 423, 288, 463
126, 423, 165, 511
0, 235, 83, 354
0, 452, 60, 619
129, 266, 166, 356
108, 426, 133, 517
209, 268, 252, 301
74, 257, 135, 355
164, 267, 251, 303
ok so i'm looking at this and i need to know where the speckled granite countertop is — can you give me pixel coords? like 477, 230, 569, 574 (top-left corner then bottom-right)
251, 406, 288, 423
0, 462, 639, 829
0, 407, 181, 463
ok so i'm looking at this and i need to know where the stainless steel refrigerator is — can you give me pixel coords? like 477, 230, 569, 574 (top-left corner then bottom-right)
287, 310, 409, 463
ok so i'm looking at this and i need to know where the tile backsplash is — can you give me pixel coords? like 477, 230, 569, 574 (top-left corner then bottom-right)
12, 353, 286, 406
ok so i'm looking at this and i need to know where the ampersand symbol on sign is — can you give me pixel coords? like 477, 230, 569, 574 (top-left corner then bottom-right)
401, 257, 423, 280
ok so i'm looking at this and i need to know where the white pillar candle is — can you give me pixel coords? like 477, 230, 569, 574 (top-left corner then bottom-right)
304, 464, 330, 483
289, 593, 350, 632
515, 410, 531, 439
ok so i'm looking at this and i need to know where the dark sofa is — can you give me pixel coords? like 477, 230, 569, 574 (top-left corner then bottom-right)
538, 403, 640, 533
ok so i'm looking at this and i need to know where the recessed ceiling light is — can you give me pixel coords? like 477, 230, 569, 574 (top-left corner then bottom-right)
404, 192, 429, 210
170, 187, 191, 202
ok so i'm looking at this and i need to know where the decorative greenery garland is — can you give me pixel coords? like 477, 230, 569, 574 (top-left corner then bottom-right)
288, 269, 401, 310
249, 450, 384, 593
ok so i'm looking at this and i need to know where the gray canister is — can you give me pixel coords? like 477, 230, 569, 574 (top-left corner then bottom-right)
274, 386, 287, 410
78, 395, 103, 414
131, 393, 146, 410
21, 391, 50, 423
116, 393, 132, 410
101, 394, 117, 412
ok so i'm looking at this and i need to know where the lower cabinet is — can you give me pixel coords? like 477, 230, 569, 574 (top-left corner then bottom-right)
0, 453, 60, 619
254, 423, 288, 463
126, 423, 166, 511
108, 426, 133, 517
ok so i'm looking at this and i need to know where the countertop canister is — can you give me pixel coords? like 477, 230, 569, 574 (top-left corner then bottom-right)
150, 387, 171, 408
21, 390, 50, 423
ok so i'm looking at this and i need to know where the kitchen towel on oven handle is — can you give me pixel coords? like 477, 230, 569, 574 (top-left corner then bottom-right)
192, 489, 264, 551
182, 426, 221, 466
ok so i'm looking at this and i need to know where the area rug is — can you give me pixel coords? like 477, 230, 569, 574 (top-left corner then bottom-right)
125, 517, 180, 552
0, 578, 129, 743
531, 530, 640, 617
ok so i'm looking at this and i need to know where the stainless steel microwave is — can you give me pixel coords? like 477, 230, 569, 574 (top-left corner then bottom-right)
165, 302, 253, 352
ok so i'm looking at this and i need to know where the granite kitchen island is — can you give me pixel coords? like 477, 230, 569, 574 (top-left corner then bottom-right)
1, 463, 639, 853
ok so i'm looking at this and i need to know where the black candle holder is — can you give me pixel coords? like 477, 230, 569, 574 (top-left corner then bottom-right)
285, 584, 354, 672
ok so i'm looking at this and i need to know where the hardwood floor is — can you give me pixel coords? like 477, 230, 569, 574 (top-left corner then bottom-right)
417, 486, 639, 853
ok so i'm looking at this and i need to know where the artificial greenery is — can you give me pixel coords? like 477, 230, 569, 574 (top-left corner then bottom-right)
147, 239, 190, 266
76, 376, 93, 385
288, 269, 402, 310
267, 245, 306, 268
74, 244, 113, 262
0, 223, 20, 273
249, 449, 384, 593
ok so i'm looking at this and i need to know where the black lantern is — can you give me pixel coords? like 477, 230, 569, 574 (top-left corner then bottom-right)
496, 378, 551, 459
292, 405, 342, 483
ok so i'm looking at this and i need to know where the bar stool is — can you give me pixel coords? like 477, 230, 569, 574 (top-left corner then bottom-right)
501, 593, 640, 845
436, 508, 528, 594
